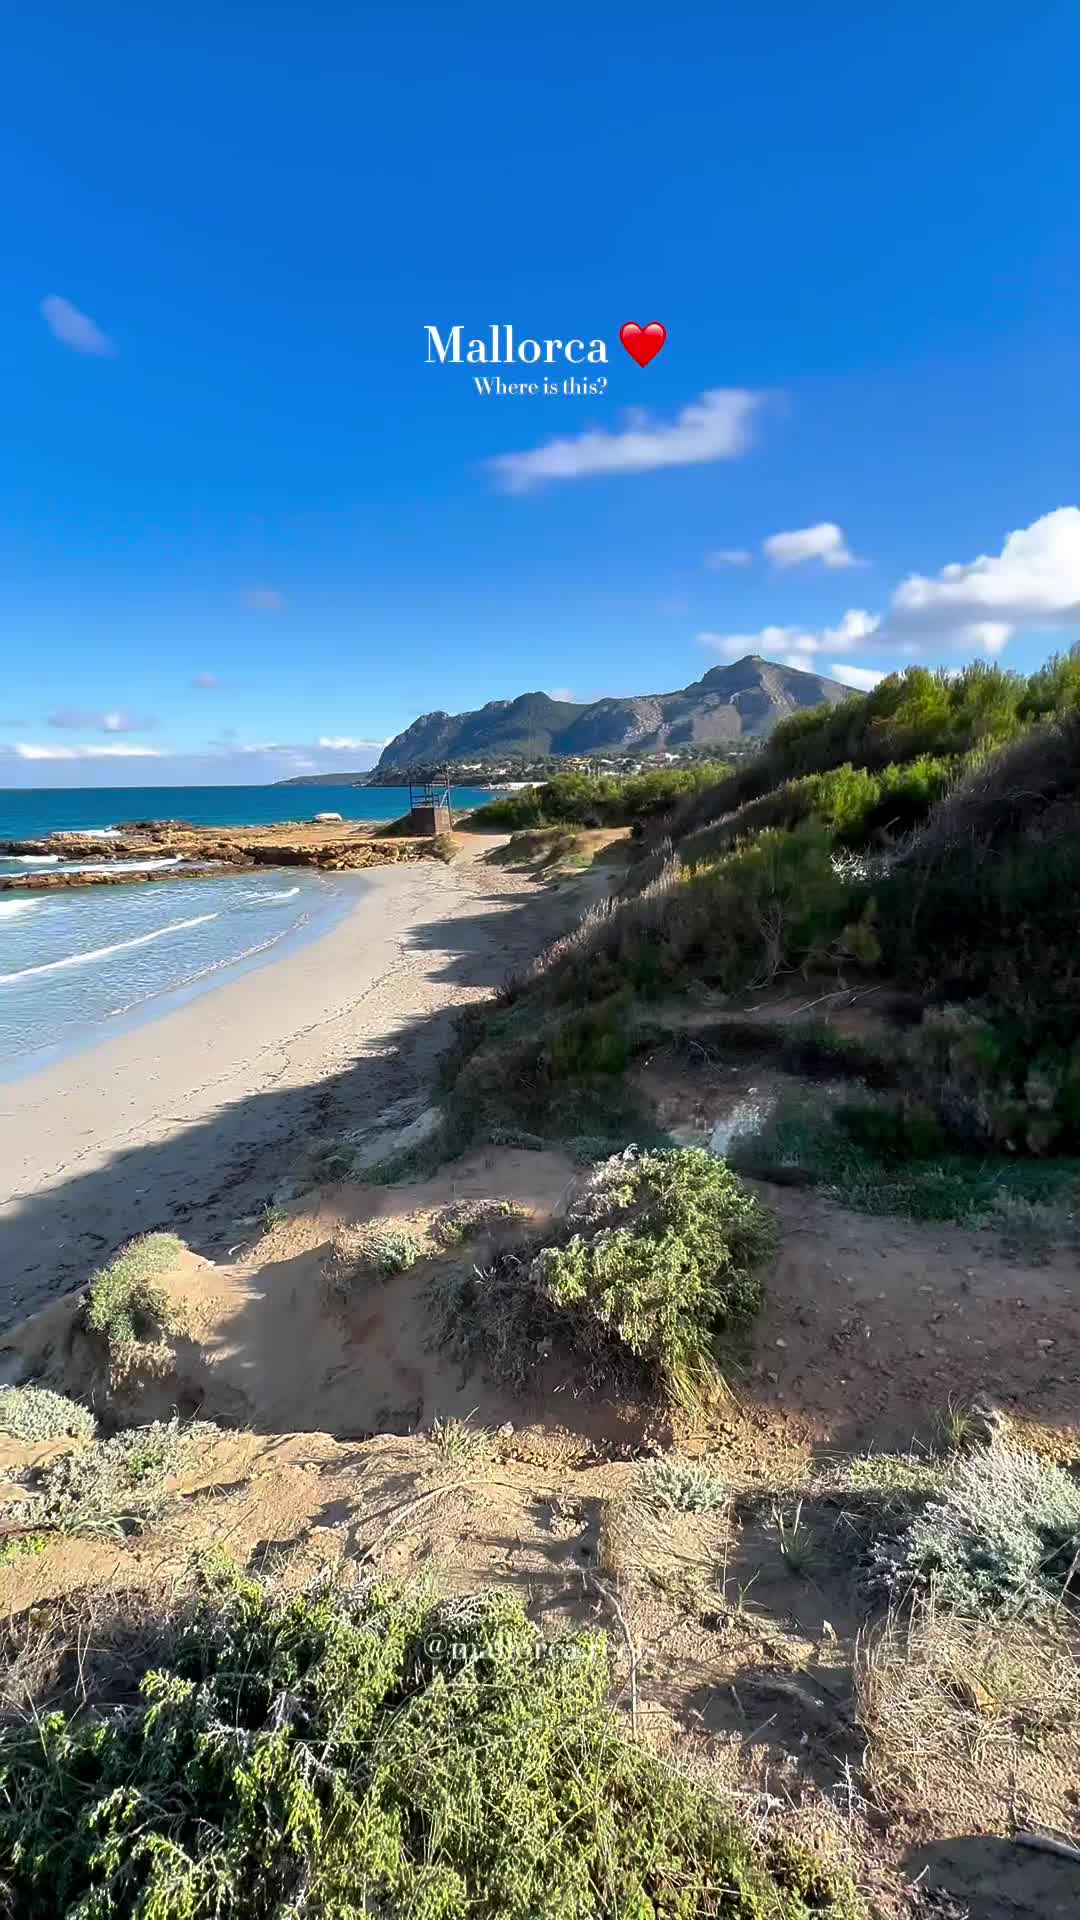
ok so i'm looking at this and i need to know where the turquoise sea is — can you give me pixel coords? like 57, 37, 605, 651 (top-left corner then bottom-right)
0, 784, 492, 1080
0, 784, 492, 841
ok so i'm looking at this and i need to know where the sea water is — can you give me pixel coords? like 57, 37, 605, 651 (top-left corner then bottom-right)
0, 784, 494, 1078
0, 868, 353, 1080
0, 784, 493, 841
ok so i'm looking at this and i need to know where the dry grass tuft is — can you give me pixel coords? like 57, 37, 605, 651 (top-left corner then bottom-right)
857, 1599, 1080, 1833
322, 1220, 426, 1299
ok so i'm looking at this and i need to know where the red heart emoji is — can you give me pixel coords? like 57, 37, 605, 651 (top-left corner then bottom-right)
619, 321, 667, 367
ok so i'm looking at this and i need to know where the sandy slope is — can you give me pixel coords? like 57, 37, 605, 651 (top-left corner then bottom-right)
0, 843, 570, 1327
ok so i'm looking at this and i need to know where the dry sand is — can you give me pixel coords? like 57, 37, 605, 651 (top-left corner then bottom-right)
0, 843, 570, 1327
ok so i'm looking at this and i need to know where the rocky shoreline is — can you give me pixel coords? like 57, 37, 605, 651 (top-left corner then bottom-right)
0, 820, 449, 890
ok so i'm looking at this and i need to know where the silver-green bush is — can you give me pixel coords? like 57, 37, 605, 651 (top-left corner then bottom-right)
873, 1440, 1080, 1615
0, 1387, 95, 1445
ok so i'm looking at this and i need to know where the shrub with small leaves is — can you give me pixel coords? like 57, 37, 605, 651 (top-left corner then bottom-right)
0, 1387, 95, 1445
531, 1148, 775, 1408
638, 1453, 728, 1513
873, 1439, 1080, 1616
0, 1570, 860, 1919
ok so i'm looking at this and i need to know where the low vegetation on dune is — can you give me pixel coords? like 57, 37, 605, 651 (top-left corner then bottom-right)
84, 1233, 188, 1369
431, 1146, 775, 1407
0, 1566, 859, 1920
4, 1416, 213, 1542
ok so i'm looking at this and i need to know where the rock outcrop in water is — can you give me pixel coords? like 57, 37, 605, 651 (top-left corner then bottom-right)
0, 822, 453, 891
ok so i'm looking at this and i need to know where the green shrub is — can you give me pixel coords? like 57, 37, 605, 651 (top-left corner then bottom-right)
538, 821, 854, 1006
441, 1000, 659, 1154
530, 1148, 775, 1408
833, 1097, 947, 1162
468, 764, 731, 833
0, 1571, 858, 1919
664, 660, 1053, 854
84, 1234, 186, 1363
872, 1441, 1080, 1616
876, 834, 1080, 1049
731, 1096, 1080, 1229
639, 1454, 728, 1512
0, 1387, 95, 1445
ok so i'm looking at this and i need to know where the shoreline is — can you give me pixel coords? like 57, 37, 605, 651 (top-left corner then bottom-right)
0, 845, 568, 1328
0, 869, 362, 1089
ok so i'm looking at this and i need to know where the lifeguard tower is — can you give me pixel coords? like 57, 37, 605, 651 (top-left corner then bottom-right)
407, 769, 453, 836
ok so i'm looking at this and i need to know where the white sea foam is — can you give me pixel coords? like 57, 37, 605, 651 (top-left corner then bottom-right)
247, 885, 300, 903
0, 899, 44, 919
10, 855, 60, 866
0, 912, 219, 986
57, 856, 184, 875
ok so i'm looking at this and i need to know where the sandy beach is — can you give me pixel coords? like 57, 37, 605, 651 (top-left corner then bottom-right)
0, 844, 563, 1328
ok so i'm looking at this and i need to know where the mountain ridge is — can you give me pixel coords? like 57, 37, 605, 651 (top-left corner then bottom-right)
375, 655, 851, 770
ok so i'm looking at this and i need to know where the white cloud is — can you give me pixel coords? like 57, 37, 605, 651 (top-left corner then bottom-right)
243, 587, 286, 612
191, 672, 221, 690
763, 523, 859, 570
693, 507, 1080, 683
830, 664, 886, 691
316, 736, 387, 751
705, 548, 752, 569
48, 707, 153, 733
40, 295, 114, 357
14, 742, 163, 761
892, 509, 1080, 638
822, 609, 880, 652
698, 609, 880, 665
962, 621, 1012, 656
487, 389, 765, 493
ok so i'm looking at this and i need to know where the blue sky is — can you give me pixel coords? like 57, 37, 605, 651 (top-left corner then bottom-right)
2, 3, 1078, 786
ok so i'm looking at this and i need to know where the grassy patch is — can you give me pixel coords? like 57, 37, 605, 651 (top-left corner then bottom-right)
486, 826, 586, 868
0, 1569, 860, 1919
0, 1534, 48, 1568
84, 1233, 187, 1366
323, 1220, 425, 1298
429, 1198, 528, 1247
0, 1387, 95, 1445
427, 1413, 493, 1467
732, 1097, 1080, 1231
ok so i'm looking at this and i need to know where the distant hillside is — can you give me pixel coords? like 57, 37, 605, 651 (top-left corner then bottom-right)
276, 771, 375, 787
375, 656, 850, 771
